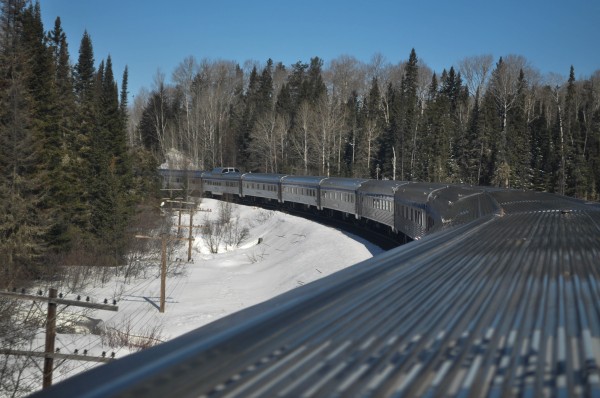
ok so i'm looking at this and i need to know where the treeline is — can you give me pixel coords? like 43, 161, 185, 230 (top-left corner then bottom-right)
135, 50, 600, 200
0, 1, 154, 285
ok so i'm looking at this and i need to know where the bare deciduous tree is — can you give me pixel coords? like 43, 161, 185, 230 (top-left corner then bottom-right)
458, 54, 493, 103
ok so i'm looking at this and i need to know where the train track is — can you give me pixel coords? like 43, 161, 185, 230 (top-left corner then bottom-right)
36, 191, 600, 397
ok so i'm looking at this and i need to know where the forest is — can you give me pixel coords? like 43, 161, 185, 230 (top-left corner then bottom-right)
1, 0, 600, 284
0, 1, 158, 286
134, 49, 600, 203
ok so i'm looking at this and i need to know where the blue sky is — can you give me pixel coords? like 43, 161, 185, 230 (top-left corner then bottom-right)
39, 0, 600, 101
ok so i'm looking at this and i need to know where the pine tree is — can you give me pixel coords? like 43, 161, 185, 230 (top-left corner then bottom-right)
378, 82, 400, 179
530, 99, 554, 191
462, 88, 483, 184
477, 86, 500, 186
256, 58, 274, 117
305, 57, 326, 104
360, 77, 384, 178
0, 0, 55, 281
418, 74, 438, 181
78, 55, 132, 258
287, 61, 308, 109
400, 49, 419, 180
21, 2, 76, 250
505, 69, 531, 188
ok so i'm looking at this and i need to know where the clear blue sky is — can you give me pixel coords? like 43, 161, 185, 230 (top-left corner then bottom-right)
39, 0, 599, 101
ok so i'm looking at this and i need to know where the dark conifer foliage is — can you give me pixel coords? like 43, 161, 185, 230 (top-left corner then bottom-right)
0, 2, 141, 281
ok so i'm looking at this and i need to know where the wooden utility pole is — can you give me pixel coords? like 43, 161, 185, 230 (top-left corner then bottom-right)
160, 234, 167, 313
0, 289, 118, 389
136, 198, 206, 312
135, 234, 189, 313
188, 210, 193, 262
43, 288, 57, 388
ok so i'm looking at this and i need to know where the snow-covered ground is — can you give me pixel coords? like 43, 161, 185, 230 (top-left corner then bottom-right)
35, 198, 382, 387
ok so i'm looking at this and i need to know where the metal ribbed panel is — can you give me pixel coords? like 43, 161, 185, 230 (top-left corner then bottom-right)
36, 193, 600, 398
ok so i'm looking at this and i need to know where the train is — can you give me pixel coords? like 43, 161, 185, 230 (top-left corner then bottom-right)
158, 167, 501, 241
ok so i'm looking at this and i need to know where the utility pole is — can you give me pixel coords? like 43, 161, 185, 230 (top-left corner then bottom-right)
43, 288, 57, 388
188, 210, 194, 262
160, 234, 167, 313
135, 233, 189, 313
140, 198, 208, 311
0, 289, 118, 389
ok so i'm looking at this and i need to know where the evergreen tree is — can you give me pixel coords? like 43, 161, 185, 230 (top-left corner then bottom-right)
256, 58, 274, 116
0, 0, 40, 283
70, 30, 97, 235
378, 82, 400, 179
401, 49, 419, 180
530, 99, 554, 191
20, 2, 72, 250
478, 85, 500, 185
418, 73, 439, 181
305, 57, 327, 104
120, 65, 128, 113
361, 77, 384, 178
236, 65, 259, 169
462, 88, 483, 184
564, 66, 588, 197
505, 69, 531, 188
287, 60, 308, 108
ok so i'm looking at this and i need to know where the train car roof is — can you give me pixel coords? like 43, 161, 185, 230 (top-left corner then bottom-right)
398, 182, 483, 204
241, 173, 287, 183
281, 175, 328, 185
357, 179, 409, 195
158, 169, 205, 177
202, 171, 243, 180
394, 182, 453, 202
320, 177, 369, 190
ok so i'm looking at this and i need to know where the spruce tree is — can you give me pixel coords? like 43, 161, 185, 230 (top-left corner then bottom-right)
505, 69, 531, 188
0, 0, 54, 281
400, 49, 419, 180
378, 82, 400, 179
71, 30, 97, 235
530, 100, 553, 191
419, 73, 439, 181
361, 77, 384, 178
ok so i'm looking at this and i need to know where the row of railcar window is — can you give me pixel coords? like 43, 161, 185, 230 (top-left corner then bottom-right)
244, 183, 277, 192
322, 191, 355, 203
283, 186, 317, 197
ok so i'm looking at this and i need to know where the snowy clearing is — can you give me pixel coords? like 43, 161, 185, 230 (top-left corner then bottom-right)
30, 198, 382, 386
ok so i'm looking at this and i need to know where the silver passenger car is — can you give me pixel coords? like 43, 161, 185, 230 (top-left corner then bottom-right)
358, 180, 409, 229
281, 175, 327, 209
320, 177, 368, 217
201, 170, 243, 197
394, 182, 447, 238
241, 173, 287, 202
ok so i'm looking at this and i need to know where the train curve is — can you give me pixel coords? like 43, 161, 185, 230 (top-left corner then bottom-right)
34, 171, 600, 398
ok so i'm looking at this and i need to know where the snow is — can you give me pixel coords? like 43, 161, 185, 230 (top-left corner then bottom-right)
34, 198, 383, 387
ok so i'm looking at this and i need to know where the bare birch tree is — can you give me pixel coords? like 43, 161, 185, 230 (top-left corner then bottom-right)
292, 101, 313, 175
250, 111, 278, 172
172, 56, 198, 166
458, 54, 493, 104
